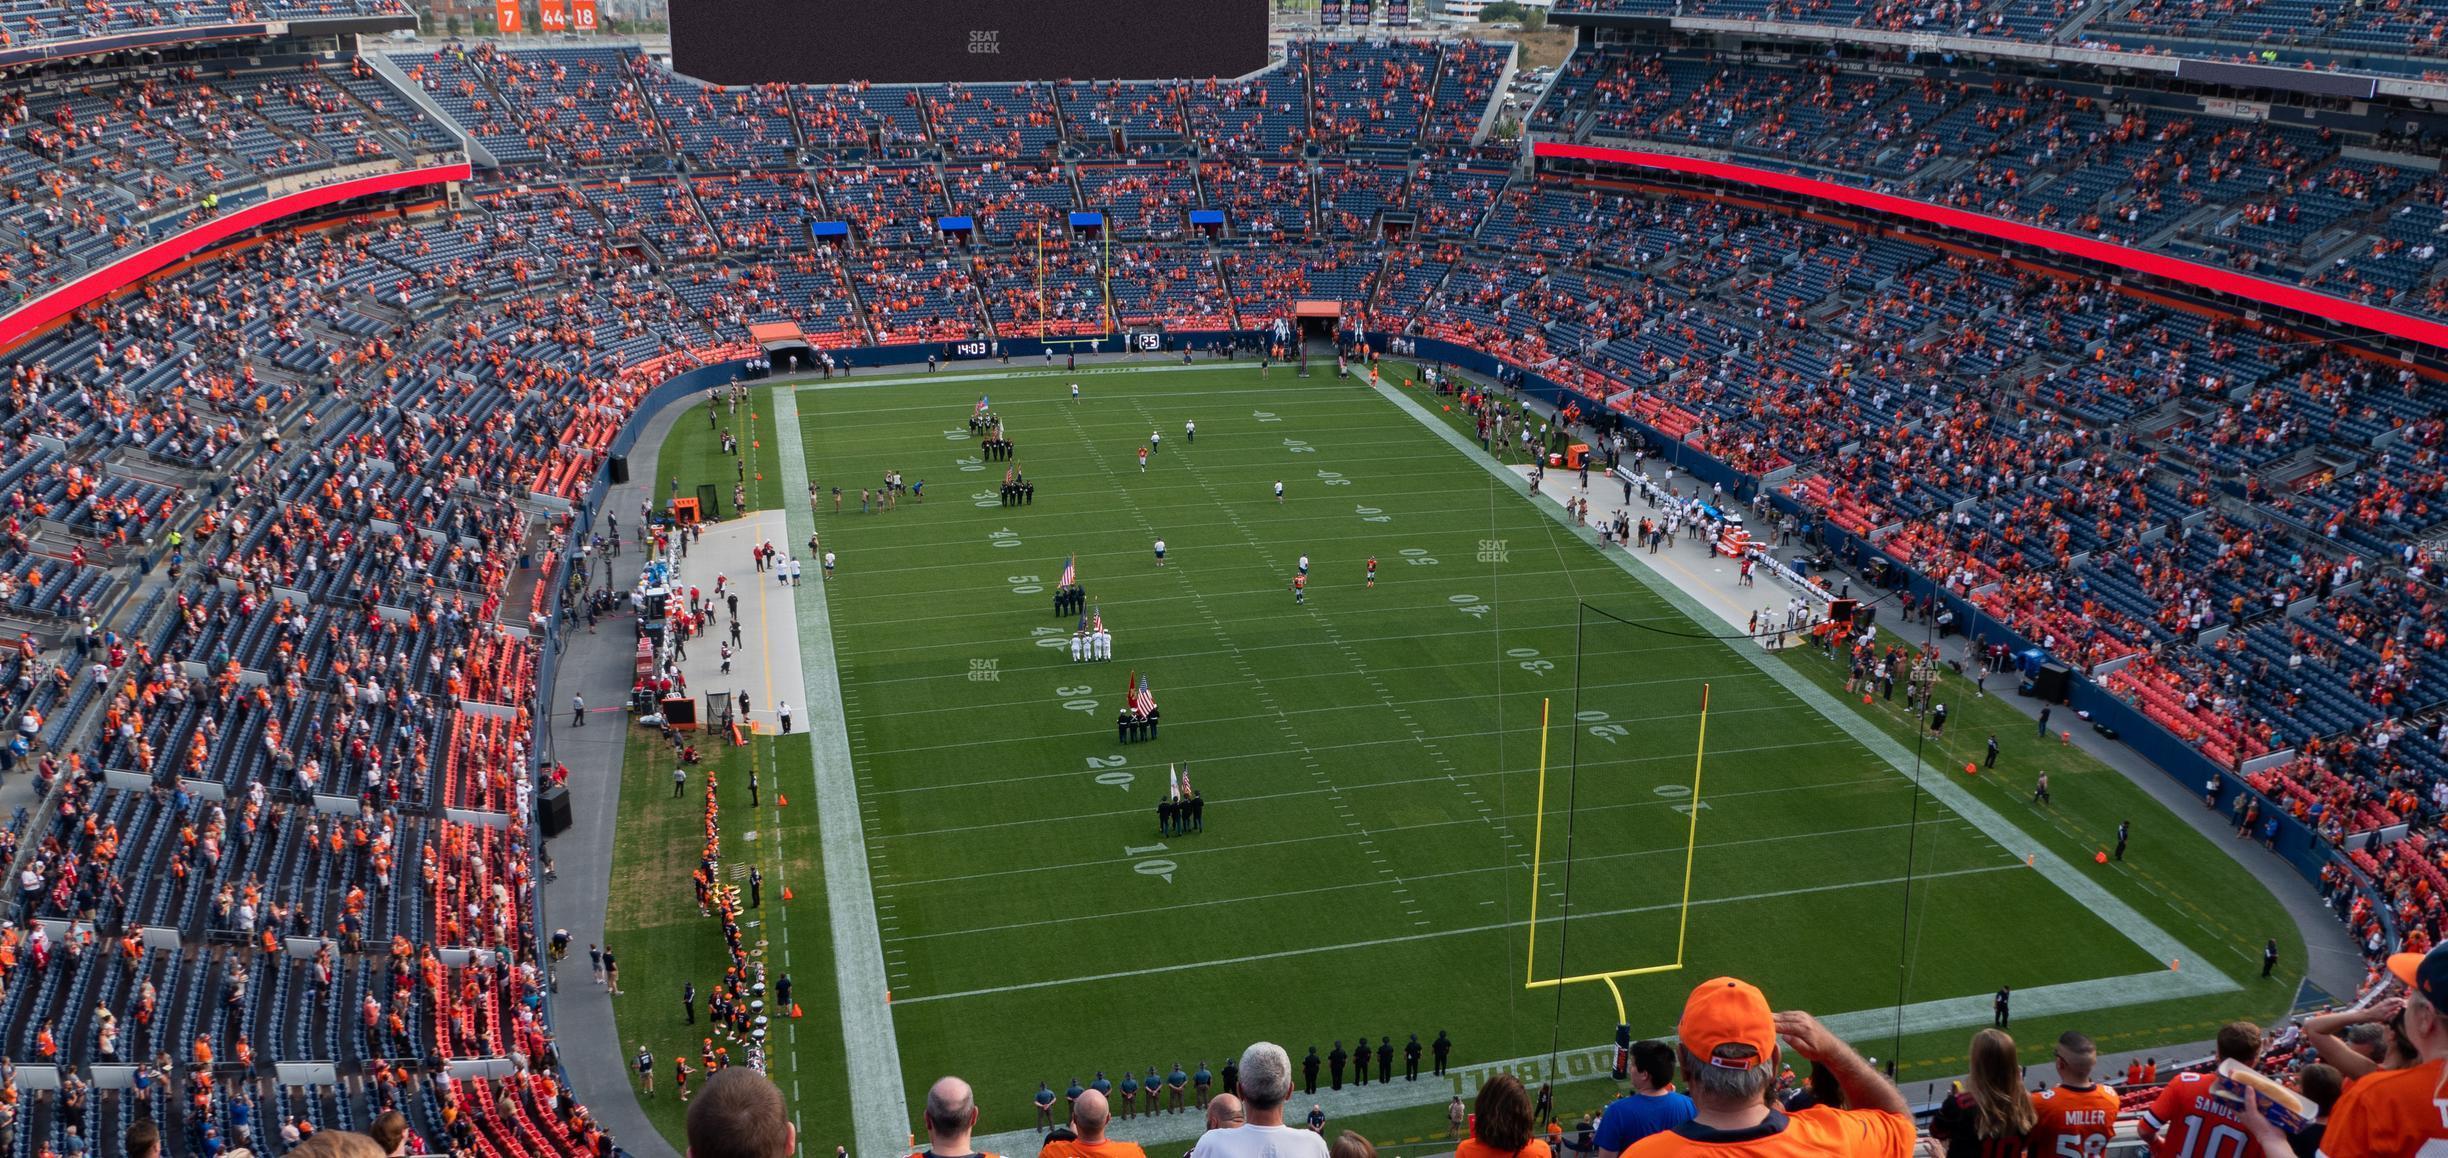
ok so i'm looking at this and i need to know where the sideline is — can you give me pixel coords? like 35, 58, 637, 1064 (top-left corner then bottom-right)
771, 385, 913, 1156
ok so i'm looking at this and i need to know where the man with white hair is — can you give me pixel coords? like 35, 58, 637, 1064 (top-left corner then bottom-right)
1192, 1043, 1327, 1158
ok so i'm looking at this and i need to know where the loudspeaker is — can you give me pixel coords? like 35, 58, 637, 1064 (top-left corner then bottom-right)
539, 786, 573, 837
608, 455, 630, 485
2030, 663, 2072, 705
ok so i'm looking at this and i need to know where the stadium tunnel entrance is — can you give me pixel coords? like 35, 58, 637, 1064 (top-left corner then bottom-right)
749, 321, 817, 374
1295, 299, 1341, 345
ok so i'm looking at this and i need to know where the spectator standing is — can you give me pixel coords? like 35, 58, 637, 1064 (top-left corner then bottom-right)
2027, 1032, 2119, 1158
1040, 1090, 1143, 1158
688, 1068, 797, 1158
1623, 977, 1911, 1158
1595, 1041, 1694, 1158
1190, 1043, 1327, 1158
1458, 1074, 1551, 1158
1928, 1030, 2036, 1158
2286, 1064, 2343, 1158
2137, 1022, 2264, 1156
2320, 946, 2448, 1155
921, 1077, 991, 1158
2264, 939, 2280, 979
2300, 998, 2401, 1080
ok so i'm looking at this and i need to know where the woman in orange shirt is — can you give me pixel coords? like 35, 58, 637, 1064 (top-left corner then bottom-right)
1457, 1073, 1552, 1158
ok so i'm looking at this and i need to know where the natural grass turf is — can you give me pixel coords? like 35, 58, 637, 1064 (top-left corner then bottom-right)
774, 363, 2298, 1132
602, 391, 854, 1155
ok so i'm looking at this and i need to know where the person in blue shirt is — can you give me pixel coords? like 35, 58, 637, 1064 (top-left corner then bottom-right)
1593, 1040, 1694, 1158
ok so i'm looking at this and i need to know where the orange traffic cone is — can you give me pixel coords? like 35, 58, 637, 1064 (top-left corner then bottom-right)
781, 886, 794, 902
1963, 762, 1977, 775
790, 1003, 803, 1019
2094, 850, 2108, 864
2060, 731, 2071, 744
886, 990, 894, 1004
776, 793, 788, 807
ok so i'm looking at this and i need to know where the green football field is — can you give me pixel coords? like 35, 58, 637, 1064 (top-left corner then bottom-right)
612, 362, 2301, 1153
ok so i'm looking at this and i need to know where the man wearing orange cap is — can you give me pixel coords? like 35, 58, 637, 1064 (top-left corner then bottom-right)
1624, 977, 1910, 1158
2316, 943, 2448, 1156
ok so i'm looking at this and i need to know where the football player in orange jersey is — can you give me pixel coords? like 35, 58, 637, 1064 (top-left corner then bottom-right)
2029, 1032, 2123, 1158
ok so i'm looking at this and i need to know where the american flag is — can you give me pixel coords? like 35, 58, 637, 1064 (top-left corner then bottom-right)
1057, 554, 1076, 589
1090, 605, 1103, 634
976, 394, 990, 412
1126, 671, 1154, 715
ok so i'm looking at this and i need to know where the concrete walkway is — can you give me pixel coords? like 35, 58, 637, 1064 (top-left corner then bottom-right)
539, 400, 689, 1158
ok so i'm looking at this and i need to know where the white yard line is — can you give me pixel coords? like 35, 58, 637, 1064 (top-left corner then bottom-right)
870, 736, 1904, 844
1368, 381, 2234, 990
885, 815, 1977, 945
772, 386, 911, 1157
894, 863, 2021, 1005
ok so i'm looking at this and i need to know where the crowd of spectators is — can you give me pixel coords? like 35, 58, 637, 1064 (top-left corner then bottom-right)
8, 21, 2448, 1158
1545, 48, 2448, 325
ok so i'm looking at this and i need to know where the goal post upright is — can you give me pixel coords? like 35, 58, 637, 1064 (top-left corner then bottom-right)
1523, 661, 1711, 998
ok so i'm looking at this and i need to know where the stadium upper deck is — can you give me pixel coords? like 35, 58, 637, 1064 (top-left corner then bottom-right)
0, 14, 2439, 1154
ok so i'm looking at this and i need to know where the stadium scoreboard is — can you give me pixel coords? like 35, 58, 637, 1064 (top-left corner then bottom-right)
672, 0, 1270, 86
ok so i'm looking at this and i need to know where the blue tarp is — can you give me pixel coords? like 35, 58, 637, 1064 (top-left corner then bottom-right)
1189, 210, 1225, 225
809, 221, 849, 239
939, 216, 974, 232
1069, 211, 1105, 228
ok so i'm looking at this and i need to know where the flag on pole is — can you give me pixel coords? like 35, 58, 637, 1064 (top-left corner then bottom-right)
1077, 612, 1089, 634
1179, 763, 1193, 796
1058, 554, 1077, 590
1169, 763, 1180, 801
977, 394, 991, 412
1135, 672, 1154, 714
1090, 604, 1103, 634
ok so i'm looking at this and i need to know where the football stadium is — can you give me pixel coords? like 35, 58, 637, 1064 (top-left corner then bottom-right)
0, 0, 2446, 1153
